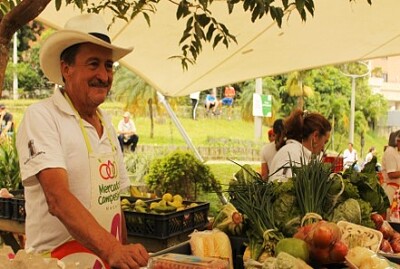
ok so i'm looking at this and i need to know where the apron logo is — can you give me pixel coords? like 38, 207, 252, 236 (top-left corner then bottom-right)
99, 160, 117, 180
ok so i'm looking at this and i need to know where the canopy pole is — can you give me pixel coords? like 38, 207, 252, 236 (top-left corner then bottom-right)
157, 92, 228, 204
340, 62, 370, 144
254, 78, 263, 140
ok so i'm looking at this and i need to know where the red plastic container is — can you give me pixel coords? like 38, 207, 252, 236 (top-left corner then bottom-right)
323, 155, 343, 173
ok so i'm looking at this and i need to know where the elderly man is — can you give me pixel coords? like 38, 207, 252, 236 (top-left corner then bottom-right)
16, 14, 148, 268
117, 111, 139, 152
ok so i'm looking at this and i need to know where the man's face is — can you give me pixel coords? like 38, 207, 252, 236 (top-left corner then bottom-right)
61, 43, 114, 108
348, 143, 353, 151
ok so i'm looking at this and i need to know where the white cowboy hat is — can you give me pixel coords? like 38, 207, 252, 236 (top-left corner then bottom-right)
40, 13, 133, 85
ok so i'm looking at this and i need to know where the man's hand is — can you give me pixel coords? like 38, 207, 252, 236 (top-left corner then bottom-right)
106, 243, 149, 269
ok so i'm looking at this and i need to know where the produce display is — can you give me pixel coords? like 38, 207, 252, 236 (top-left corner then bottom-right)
189, 229, 233, 269
346, 246, 397, 269
121, 193, 199, 214
255, 252, 312, 269
294, 220, 348, 264
222, 156, 392, 268
338, 221, 382, 252
370, 215, 400, 254
121, 192, 209, 239
212, 202, 244, 236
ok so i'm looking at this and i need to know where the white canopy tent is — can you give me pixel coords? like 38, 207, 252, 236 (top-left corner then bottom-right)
36, 1, 400, 204
36, 0, 400, 97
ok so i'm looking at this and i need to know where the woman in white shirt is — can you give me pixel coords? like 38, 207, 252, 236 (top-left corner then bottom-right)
382, 131, 400, 203
269, 109, 331, 182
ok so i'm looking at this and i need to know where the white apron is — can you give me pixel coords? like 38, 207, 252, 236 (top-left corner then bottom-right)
51, 96, 121, 269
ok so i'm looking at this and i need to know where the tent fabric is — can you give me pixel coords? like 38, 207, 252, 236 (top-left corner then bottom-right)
37, 0, 400, 97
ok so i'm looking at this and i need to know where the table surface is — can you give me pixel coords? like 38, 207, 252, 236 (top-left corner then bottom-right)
0, 218, 25, 234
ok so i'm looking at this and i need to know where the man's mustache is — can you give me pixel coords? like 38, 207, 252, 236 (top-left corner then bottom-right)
89, 79, 109, 88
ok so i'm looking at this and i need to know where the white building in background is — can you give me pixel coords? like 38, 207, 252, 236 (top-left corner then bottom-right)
368, 56, 400, 133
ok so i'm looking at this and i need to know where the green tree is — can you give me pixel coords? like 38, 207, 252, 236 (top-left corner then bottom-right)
284, 70, 314, 110
307, 66, 352, 134
16, 21, 44, 53
5, 62, 42, 97
0, 0, 370, 97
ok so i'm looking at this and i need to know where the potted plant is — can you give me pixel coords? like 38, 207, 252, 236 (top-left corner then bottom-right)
145, 150, 221, 200
0, 136, 21, 191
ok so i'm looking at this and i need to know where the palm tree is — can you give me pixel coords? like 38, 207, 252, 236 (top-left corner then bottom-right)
284, 70, 313, 110
112, 67, 159, 138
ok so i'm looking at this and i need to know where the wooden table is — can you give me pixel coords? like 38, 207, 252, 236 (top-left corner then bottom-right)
0, 218, 25, 253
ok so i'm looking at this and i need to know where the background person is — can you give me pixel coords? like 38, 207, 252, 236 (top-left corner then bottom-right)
268, 129, 275, 142
365, 146, 376, 164
189, 91, 200, 120
260, 119, 284, 180
343, 142, 360, 171
382, 130, 400, 204
0, 104, 14, 137
220, 85, 236, 119
205, 88, 219, 116
269, 109, 331, 182
117, 111, 139, 152
16, 14, 148, 268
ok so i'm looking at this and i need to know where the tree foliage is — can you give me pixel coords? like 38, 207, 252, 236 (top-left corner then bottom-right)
237, 64, 387, 142
0, 0, 373, 97
145, 150, 219, 200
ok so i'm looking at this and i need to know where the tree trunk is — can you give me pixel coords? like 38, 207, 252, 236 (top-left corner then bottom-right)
0, 0, 51, 97
148, 98, 154, 138
298, 80, 304, 110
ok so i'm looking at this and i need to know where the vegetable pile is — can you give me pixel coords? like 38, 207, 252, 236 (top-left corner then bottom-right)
370, 213, 400, 254
225, 155, 390, 267
294, 220, 348, 264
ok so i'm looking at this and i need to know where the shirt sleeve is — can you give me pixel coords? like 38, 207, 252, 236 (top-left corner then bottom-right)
16, 106, 67, 186
384, 148, 400, 174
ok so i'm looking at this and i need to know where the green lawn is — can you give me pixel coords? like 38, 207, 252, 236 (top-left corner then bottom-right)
198, 162, 260, 216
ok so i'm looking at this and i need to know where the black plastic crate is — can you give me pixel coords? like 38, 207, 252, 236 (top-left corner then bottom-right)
0, 197, 12, 219
124, 200, 209, 239
11, 197, 25, 222
10, 190, 25, 222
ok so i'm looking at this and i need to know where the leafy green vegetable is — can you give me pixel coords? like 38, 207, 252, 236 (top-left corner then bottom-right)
272, 191, 301, 237
330, 198, 361, 224
361, 156, 378, 174
342, 164, 389, 215
292, 156, 334, 223
340, 178, 360, 200
357, 198, 374, 228
229, 163, 283, 260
